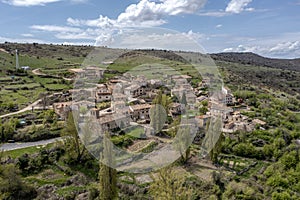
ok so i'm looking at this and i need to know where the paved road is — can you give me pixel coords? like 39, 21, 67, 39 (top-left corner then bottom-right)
0, 137, 63, 152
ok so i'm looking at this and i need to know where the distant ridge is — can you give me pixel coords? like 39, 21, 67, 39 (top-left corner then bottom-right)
210, 52, 300, 72
0, 42, 299, 72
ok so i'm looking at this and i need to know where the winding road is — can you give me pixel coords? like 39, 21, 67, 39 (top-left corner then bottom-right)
0, 99, 53, 119
0, 99, 42, 119
0, 137, 63, 152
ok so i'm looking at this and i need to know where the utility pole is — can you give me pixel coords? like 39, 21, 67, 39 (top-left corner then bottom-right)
15, 49, 19, 70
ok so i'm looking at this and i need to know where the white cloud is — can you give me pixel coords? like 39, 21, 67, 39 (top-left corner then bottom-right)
61, 41, 93, 46
222, 40, 300, 58
197, 11, 229, 17
31, 25, 82, 33
269, 41, 300, 55
55, 28, 103, 40
183, 30, 207, 41
67, 15, 116, 28
2, 0, 61, 6
21, 33, 34, 37
216, 24, 222, 29
117, 0, 207, 25
0, 36, 47, 43
67, 0, 207, 28
223, 44, 259, 53
102, 29, 207, 52
31, 0, 207, 45
70, 0, 87, 3
225, 0, 254, 14
198, 0, 254, 17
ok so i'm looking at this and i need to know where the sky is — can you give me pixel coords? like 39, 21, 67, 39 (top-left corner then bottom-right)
0, 0, 299, 58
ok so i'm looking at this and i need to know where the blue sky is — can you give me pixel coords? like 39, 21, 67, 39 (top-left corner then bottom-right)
0, 0, 299, 58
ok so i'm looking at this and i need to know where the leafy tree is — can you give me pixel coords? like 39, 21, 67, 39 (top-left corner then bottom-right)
149, 167, 193, 200
279, 151, 298, 170
222, 181, 261, 200
167, 118, 180, 138
161, 94, 172, 113
99, 132, 117, 200
199, 106, 208, 115
1, 118, 18, 141
266, 172, 289, 188
42, 110, 56, 125
263, 144, 274, 159
232, 143, 263, 159
0, 164, 36, 200
272, 191, 292, 200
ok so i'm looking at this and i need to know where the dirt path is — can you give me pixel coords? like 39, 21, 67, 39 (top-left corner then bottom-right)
32, 68, 73, 81
0, 95, 53, 119
0, 48, 9, 54
32, 68, 47, 76
0, 99, 42, 119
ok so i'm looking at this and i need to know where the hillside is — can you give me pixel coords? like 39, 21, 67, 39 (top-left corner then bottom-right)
0, 42, 300, 200
210, 52, 300, 72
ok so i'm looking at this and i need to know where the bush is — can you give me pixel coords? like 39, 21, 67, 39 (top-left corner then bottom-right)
111, 135, 134, 148
279, 151, 298, 170
0, 164, 37, 200
233, 143, 263, 159
272, 191, 292, 200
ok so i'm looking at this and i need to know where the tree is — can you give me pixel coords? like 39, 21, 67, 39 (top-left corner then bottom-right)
99, 132, 117, 200
233, 143, 258, 158
150, 90, 167, 134
62, 111, 86, 163
42, 110, 56, 126
39, 92, 48, 110
0, 164, 36, 199
2, 118, 18, 142
149, 167, 193, 200
199, 106, 208, 115
279, 151, 298, 170
222, 181, 261, 200
161, 94, 172, 113
201, 115, 222, 158
181, 92, 187, 106
272, 191, 292, 200
209, 133, 224, 164
167, 118, 180, 138
173, 126, 192, 164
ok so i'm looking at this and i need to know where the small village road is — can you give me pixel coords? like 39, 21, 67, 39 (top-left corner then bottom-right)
0, 137, 63, 152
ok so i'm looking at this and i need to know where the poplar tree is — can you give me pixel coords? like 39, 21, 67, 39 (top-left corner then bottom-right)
99, 132, 117, 200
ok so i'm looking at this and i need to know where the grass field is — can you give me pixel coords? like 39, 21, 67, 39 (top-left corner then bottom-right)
2, 143, 54, 159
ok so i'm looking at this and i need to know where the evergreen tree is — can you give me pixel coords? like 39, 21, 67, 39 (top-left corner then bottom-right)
181, 92, 187, 106
173, 126, 192, 164
62, 111, 86, 163
150, 90, 166, 134
99, 132, 117, 200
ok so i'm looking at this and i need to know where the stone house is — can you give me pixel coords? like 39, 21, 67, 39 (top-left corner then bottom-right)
129, 104, 152, 122
196, 115, 211, 128
124, 84, 146, 98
